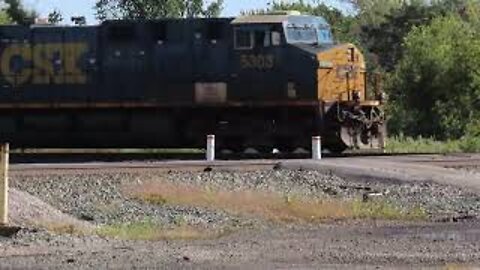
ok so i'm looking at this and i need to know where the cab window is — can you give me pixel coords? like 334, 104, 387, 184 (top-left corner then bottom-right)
254, 30, 271, 47
234, 29, 253, 49
318, 25, 333, 44
271, 31, 281, 46
235, 28, 281, 49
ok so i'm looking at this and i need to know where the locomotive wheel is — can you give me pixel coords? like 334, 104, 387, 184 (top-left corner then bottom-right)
326, 142, 348, 154
274, 137, 296, 153
256, 145, 274, 154
325, 136, 349, 153
323, 129, 349, 153
221, 136, 245, 153
240, 144, 273, 155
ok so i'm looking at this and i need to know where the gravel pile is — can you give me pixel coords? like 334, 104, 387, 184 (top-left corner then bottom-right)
8, 189, 94, 231
10, 168, 480, 230
11, 173, 245, 229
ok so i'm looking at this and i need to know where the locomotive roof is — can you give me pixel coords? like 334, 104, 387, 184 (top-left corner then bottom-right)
231, 14, 330, 26
232, 14, 291, 24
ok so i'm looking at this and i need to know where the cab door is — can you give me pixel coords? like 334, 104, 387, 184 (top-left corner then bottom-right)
230, 25, 284, 102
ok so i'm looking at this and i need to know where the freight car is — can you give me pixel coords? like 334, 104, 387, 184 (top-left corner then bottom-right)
0, 12, 385, 153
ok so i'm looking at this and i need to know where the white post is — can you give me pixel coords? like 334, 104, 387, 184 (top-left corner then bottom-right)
379, 125, 387, 153
206, 135, 215, 161
312, 136, 322, 160
0, 143, 9, 225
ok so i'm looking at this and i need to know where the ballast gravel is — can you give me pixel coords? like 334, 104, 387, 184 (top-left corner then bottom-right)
9, 168, 480, 229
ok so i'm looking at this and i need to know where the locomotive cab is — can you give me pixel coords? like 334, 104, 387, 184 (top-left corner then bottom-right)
230, 13, 385, 152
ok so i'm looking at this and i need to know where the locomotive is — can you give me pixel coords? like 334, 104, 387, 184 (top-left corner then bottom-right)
0, 12, 385, 153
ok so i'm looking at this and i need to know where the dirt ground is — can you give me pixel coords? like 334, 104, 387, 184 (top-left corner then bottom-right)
2, 221, 479, 269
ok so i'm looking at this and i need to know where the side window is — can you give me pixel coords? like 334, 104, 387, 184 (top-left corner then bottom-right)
271, 31, 281, 46
254, 30, 268, 47
234, 29, 253, 50
235, 28, 282, 49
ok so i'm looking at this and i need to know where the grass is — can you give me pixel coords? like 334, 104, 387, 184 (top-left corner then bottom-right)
97, 220, 225, 241
36, 217, 224, 241
129, 182, 427, 223
386, 134, 480, 154
386, 135, 462, 154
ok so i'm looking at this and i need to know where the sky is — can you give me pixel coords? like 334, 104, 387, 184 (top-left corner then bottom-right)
22, 0, 349, 25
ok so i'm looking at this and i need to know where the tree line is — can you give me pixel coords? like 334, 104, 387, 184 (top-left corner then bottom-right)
0, 0, 479, 142
0, 0, 224, 24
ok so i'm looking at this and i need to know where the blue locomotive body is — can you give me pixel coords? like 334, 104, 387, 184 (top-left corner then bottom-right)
0, 14, 384, 152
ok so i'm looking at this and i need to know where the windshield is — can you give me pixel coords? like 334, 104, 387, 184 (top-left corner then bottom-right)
318, 26, 333, 44
286, 25, 318, 44
283, 16, 333, 45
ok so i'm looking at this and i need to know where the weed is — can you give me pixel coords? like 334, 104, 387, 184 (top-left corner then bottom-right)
97, 220, 221, 241
351, 200, 426, 220
130, 182, 427, 223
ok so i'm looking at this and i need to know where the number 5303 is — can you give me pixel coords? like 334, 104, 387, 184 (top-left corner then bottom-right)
240, 54, 275, 69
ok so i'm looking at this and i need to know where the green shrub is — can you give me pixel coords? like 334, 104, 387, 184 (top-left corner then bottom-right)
388, 14, 480, 140
386, 135, 462, 154
459, 136, 480, 153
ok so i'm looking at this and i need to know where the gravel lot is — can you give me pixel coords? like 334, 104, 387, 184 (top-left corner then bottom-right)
1, 164, 480, 268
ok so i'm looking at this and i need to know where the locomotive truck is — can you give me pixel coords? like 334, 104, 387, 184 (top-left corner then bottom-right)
0, 12, 385, 153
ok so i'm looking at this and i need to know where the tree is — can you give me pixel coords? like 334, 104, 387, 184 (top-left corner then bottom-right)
95, 0, 224, 21
387, 15, 480, 139
342, 0, 408, 26
359, 3, 440, 71
0, 9, 10, 24
349, 0, 480, 71
203, 0, 223, 18
3, 0, 37, 24
48, 9, 63, 24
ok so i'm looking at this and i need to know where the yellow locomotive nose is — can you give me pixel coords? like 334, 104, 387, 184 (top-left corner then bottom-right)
316, 44, 367, 103
317, 44, 385, 152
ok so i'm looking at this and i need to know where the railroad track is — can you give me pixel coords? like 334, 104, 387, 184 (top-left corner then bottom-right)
7, 152, 480, 194
8, 160, 281, 175
6, 149, 480, 173
6, 147, 452, 162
